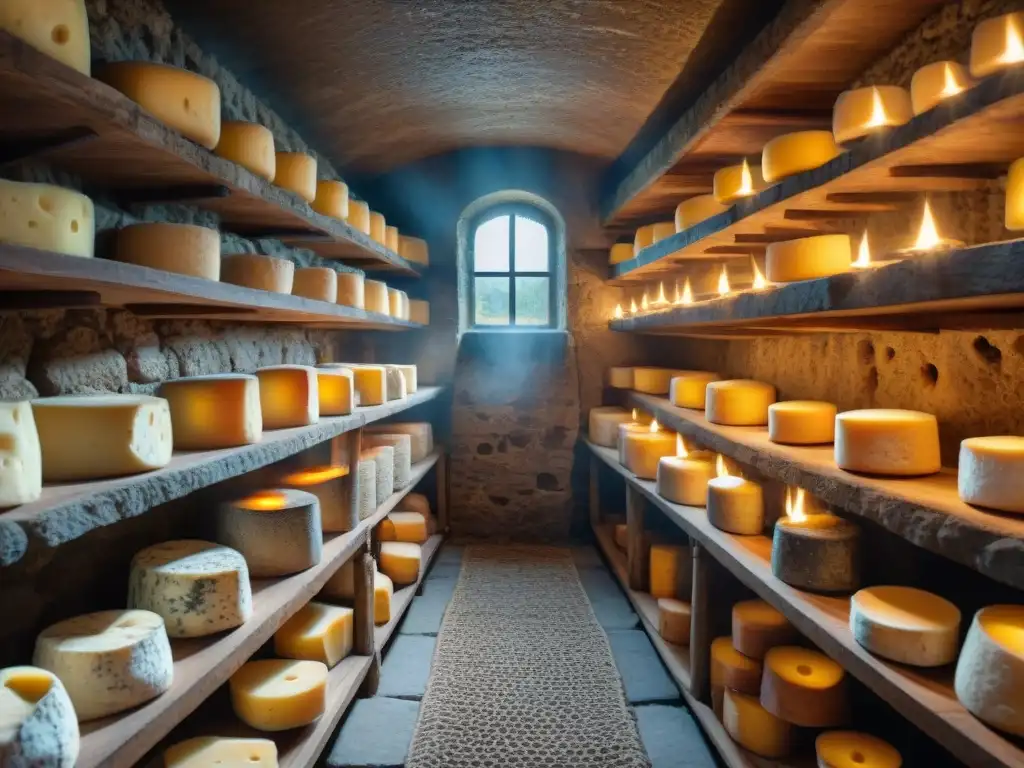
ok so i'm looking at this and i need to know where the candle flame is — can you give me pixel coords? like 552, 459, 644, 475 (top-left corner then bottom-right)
715, 454, 729, 478
676, 433, 688, 458
1002, 15, 1024, 64
751, 259, 766, 290
738, 158, 754, 196
786, 487, 807, 523
654, 281, 668, 305
641, 291, 650, 311
912, 199, 945, 251
867, 86, 888, 128
630, 297, 638, 314
853, 230, 871, 268
940, 62, 965, 98
678, 278, 694, 305
717, 265, 730, 296
631, 408, 639, 421
649, 419, 660, 434
614, 303, 624, 319
238, 490, 289, 511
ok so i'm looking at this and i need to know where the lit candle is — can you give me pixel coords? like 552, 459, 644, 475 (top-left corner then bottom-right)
641, 291, 650, 312
969, 11, 1024, 78
613, 303, 624, 320
771, 488, 861, 593
653, 281, 669, 306
617, 409, 651, 464
677, 278, 693, 306
657, 434, 716, 506
717, 265, 730, 297
630, 297, 638, 314
622, 419, 677, 479
750, 259, 767, 290
900, 198, 963, 254
852, 230, 872, 268
706, 455, 764, 535
280, 465, 351, 532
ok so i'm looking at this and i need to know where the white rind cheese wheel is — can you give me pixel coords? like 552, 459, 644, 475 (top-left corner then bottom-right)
0, 401, 42, 508
761, 130, 840, 183
769, 401, 837, 445
705, 380, 776, 426
0, 1, 90, 75
388, 364, 417, 394
766, 234, 851, 283
0, 665, 79, 767
634, 368, 685, 395
114, 222, 221, 280
100, 63, 221, 149
347, 200, 371, 235
955, 605, 1024, 736
832, 86, 913, 145
274, 153, 317, 203
607, 367, 635, 389
280, 465, 350, 533
33, 609, 173, 721
409, 299, 430, 324
850, 585, 960, 667
362, 445, 395, 501
0, 180, 94, 259
369, 212, 387, 245
311, 180, 349, 221
970, 12, 1024, 78
1007, 157, 1024, 232
959, 436, 1024, 513
32, 395, 172, 481
651, 222, 675, 242
337, 272, 366, 309
217, 489, 323, 577
367, 422, 433, 464
386, 226, 399, 252
357, 458, 377, 520
634, 225, 654, 256
158, 374, 261, 450
657, 451, 715, 507
816, 731, 902, 768
292, 267, 337, 303
609, 243, 634, 264
363, 433, 412, 490
215, 122, 276, 182
379, 541, 421, 586
255, 365, 319, 429
835, 409, 941, 476
221, 254, 295, 294
128, 540, 252, 638
723, 689, 792, 759
911, 60, 972, 115
315, 368, 354, 417
379, 511, 429, 543
164, 736, 277, 768
230, 659, 327, 732
732, 600, 796, 660
760, 646, 848, 727
364, 279, 390, 315
589, 407, 632, 448
657, 598, 691, 645
713, 162, 767, 204
669, 372, 719, 409
675, 195, 728, 231
274, 602, 353, 668
399, 235, 429, 265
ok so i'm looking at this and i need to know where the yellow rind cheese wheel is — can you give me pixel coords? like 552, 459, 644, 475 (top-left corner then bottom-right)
832, 86, 913, 145
762, 130, 840, 183
275, 152, 317, 203
634, 224, 655, 256
216, 122, 276, 182
835, 409, 941, 476
766, 234, 852, 283
311, 180, 349, 220
760, 646, 848, 728
816, 731, 902, 768
768, 401, 837, 445
723, 689, 792, 758
675, 195, 728, 231
705, 380, 776, 426
910, 60, 972, 115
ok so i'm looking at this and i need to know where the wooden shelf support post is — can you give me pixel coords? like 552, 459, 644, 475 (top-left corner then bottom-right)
689, 542, 712, 703
352, 536, 380, 697
437, 451, 450, 534
589, 455, 601, 530
626, 484, 647, 591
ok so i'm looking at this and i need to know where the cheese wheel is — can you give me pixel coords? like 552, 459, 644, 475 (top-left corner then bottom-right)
0, 180, 94, 259
711, 636, 761, 695
280, 465, 350, 533
254, 365, 319, 429
379, 511, 429, 543
311, 369, 351, 419
675, 195, 728, 231
669, 372, 720, 409
32, 395, 172, 481
760, 646, 848, 727
589, 407, 632, 448
732, 600, 797, 660
607, 367, 635, 389
385, 225, 400, 252
368, 423, 433, 464
707, 476, 764, 535
337, 272, 366, 309
835, 409, 941, 476
113, 222, 220, 280
328, 363, 387, 406
769, 401, 837, 445
379, 541, 421, 586
292, 267, 338, 303
221, 253, 295, 294
274, 602, 353, 668
409, 299, 430, 325
365, 279, 390, 315
357, 458, 377, 519
33, 610, 173, 721
374, 571, 394, 624
705, 380, 776, 426
1007, 156, 1024, 231
399, 235, 429, 265
230, 659, 327, 732
128, 540, 252, 638
347, 200, 371, 235
363, 433, 412, 489
970, 12, 1024, 78
723, 689, 792, 759
651, 222, 675, 242
0, 665, 79, 767
832, 86, 913, 145
766, 234, 852, 283
0, 401, 42, 508
164, 737, 278, 768
0, 1, 90, 75
157, 373, 261, 450
397, 491, 432, 517
816, 731, 902, 768
959, 436, 1024, 513
955, 605, 1024, 736
713, 162, 767, 204
634, 224, 655, 256
634, 367, 685, 395
613, 523, 628, 550
99, 63, 221, 148
369, 212, 387, 245
362, 445, 395, 501
657, 451, 715, 507
388, 287, 405, 318
217, 489, 323, 577
274, 153, 317, 203
311, 180, 349, 220
762, 130, 840, 183
388, 364, 417, 394
911, 60, 972, 115
215, 122, 276, 182
649, 544, 690, 600
622, 429, 676, 479
658, 598, 691, 645
850, 586, 960, 667
609, 243, 634, 264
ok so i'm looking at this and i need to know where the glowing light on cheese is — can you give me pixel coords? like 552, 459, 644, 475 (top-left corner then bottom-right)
0, 665, 79, 766
911, 61, 970, 115
853, 230, 872, 268
956, 605, 1024, 735
255, 365, 319, 429
652, 222, 675, 242
850, 585, 960, 667
959, 436, 1024, 513
0, 180, 94, 259
761, 130, 840, 183
347, 200, 371, 235
816, 732, 902, 768
222, 253, 295, 294
766, 234, 852, 283
657, 598, 692, 645
114, 222, 221, 280
0, 401, 41, 508
706, 380, 776, 426
768, 401, 837, 445
1007, 157, 1024, 231
732, 600, 797, 660
609, 243, 633, 265
657, 435, 715, 506
607, 367, 635, 389
648, 544, 690, 599
723, 689, 793, 758
230, 659, 328, 731
634, 225, 655, 255
675, 195, 728, 231
281, 464, 350, 532
311, 180, 349, 221
613, 303, 624, 319
164, 737, 277, 768
970, 12, 1024, 77
714, 159, 766, 204
0, 1, 90, 75
274, 153, 317, 203
717, 265, 730, 296
216, 122, 275, 182
622, 420, 677, 479
274, 602, 353, 668
761, 646, 848, 727
832, 86, 913, 145
835, 409, 941, 476
315, 367, 354, 418
218, 488, 322, 577
379, 541, 421, 586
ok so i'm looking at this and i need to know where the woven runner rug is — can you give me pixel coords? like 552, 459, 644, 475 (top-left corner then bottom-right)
406, 545, 650, 768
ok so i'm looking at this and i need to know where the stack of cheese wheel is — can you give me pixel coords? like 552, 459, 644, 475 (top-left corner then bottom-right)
956, 604, 1024, 736
832, 85, 913, 145
0, 0, 91, 74
0, 401, 42, 507
713, 160, 767, 204
711, 636, 762, 719
835, 409, 941, 476
760, 646, 848, 728
216, 489, 323, 577
0, 180, 95, 260
216, 122, 276, 181
766, 234, 852, 283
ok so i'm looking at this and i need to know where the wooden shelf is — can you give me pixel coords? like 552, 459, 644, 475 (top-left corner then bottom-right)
613, 65, 1024, 282
0, 388, 444, 567
587, 440, 1024, 768
375, 534, 444, 652
0, 31, 420, 276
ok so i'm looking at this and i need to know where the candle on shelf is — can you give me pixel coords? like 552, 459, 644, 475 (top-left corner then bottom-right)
768, 401, 837, 445
653, 281, 669, 306
713, 158, 767, 204
706, 455, 764, 535
622, 419, 677, 479
749, 259, 767, 290
852, 230, 872, 268
896, 198, 963, 255
657, 435, 716, 506
676, 278, 694, 305
613, 303, 624, 320
630, 297, 639, 314
280, 465, 350, 532
717, 265, 730, 297
617, 409, 651, 464
911, 60, 972, 115
969, 11, 1024, 78
771, 488, 861, 593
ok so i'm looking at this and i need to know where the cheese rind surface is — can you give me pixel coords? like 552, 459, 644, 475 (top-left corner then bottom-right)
274, 602, 353, 668
379, 541, 421, 586
221, 254, 295, 294
760, 646, 847, 727
215, 122, 276, 182
675, 195, 728, 231
658, 598, 691, 645
732, 600, 796, 660
347, 200, 371, 235
163, 736, 278, 768
0, 401, 42, 508
850, 585, 960, 667
229, 659, 328, 731
379, 511, 429, 543
711, 636, 761, 695
634, 225, 655, 256
369, 212, 387, 245
311, 180, 349, 221
337, 272, 366, 309
815, 731, 902, 768
217, 489, 323, 577
357, 458, 377, 520
610, 243, 634, 264
114, 222, 220, 280
713, 162, 767, 204
328, 364, 387, 406
255, 365, 319, 429
649, 544, 690, 600
607, 367, 635, 389
832, 86, 913, 145
762, 130, 840, 183
386, 226, 400, 252
705, 380, 776, 426
955, 605, 1024, 736
634, 368, 684, 395
274, 153, 317, 203
315, 368, 354, 417
0, 180, 94, 259
651, 222, 675, 242
399, 236, 429, 265
911, 60, 972, 115
959, 436, 1024, 513
835, 409, 941, 476
769, 401, 837, 445
292, 267, 338, 303
363, 433, 412, 489
362, 446, 395, 501
1007, 157, 1024, 231
766, 234, 851, 283
0, 1, 90, 75
0, 665, 79, 767
364, 279, 390, 315
281, 465, 350, 532
158, 374, 261, 450
723, 689, 792, 759
367, 423, 433, 463
970, 12, 1024, 78
669, 372, 720, 409
589, 407, 632, 448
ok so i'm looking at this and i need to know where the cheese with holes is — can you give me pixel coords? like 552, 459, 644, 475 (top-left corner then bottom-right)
911, 60, 972, 115
114, 222, 220, 280
1008, 158, 1024, 231
222, 253, 295, 294
274, 153, 317, 203
723, 690, 792, 759
589, 407, 632, 448
711, 636, 761, 694
157, 374, 261, 450
311, 180, 349, 220
713, 162, 767, 204
357, 458, 377, 519
397, 491, 431, 517
835, 409, 940, 476
658, 598, 691, 645
33, 609, 173, 721
0, 401, 41, 508
706, 380, 776, 426
164, 737, 278, 768
816, 732, 902, 768
386, 226, 399, 252
216, 122, 276, 182
347, 200, 371, 235
850, 586, 960, 667
337, 272, 366, 310
769, 400, 837, 445
409, 299, 430, 324
379, 541, 421, 586
634, 225, 654, 256
959, 436, 1024, 513
274, 602, 353, 668
217, 489, 323, 577
669, 372, 719, 409
0, 665, 79, 767
766, 234, 851, 283
761, 646, 847, 727
0, 180, 94, 259
292, 267, 337, 303
634, 368, 683, 395
955, 605, 1024, 736
281, 465, 350, 532
0, 1, 90, 75
388, 288, 406, 318
230, 659, 327, 731
364, 279, 390, 315
610, 243, 634, 264
732, 600, 796, 660
368, 422, 433, 463
675, 195, 728, 231
607, 367, 635, 389
832, 86, 913, 145
254, 365, 319, 429
379, 511, 429, 543
364, 433, 411, 489
374, 571, 394, 624
32, 395, 172, 481
314, 368, 354, 417
762, 130, 840, 183
128, 540, 251, 638
970, 12, 1024, 78
649, 544, 690, 600
651, 222, 675, 242
369, 212, 387, 245
362, 445, 395, 501
399, 235, 429, 265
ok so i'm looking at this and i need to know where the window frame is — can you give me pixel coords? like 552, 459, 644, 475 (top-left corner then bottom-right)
468, 203, 557, 329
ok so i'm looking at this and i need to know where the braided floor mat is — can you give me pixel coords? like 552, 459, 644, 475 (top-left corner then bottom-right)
406, 545, 651, 768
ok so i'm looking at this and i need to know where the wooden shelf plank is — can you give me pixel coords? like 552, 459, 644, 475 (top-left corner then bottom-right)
0, 31, 420, 276
613, 65, 1024, 281
0, 388, 444, 566
374, 534, 444, 653
587, 439, 1024, 768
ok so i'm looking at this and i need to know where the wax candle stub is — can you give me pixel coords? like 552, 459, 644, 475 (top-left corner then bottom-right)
656, 450, 715, 506
771, 514, 860, 594
707, 474, 764, 535
621, 424, 676, 479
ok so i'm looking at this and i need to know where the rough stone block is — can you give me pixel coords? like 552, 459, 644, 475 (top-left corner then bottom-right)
571, 546, 605, 570
607, 630, 680, 704
378, 635, 436, 699
399, 591, 451, 636
326, 696, 419, 768
636, 704, 717, 768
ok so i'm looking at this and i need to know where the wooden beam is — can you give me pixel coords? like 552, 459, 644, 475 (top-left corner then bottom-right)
626, 485, 647, 591
688, 543, 712, 703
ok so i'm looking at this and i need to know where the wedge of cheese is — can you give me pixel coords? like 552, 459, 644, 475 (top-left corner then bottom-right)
0, 180, 94, 259
959, 436, 1024, 513
379, 541, 421, 586
164, 737, 278, 768
850, 585, 960, 667
316, 367, 354, 417
610, 243, 634, 264
816, 732, 902, 768
955, 605, 1024, 736
337, 272, 366, 309
216, 122, 276, 182
835, 409, 940, 476
222, 254, 295, 294
114, 222, 220, 280
255, 365, 319, 429
274, 602, 353, 668
768, 401, 837, 445
158, 373, 262, 450
970, 12, 1024, 78
274, 152, 317, 203
0, 401, 42, 508
0, 665, 79, 767
399, 235, 429, 265
217, 489, 323, 577
911, 60, 972, 115
347, 200, 372, 235
379, 511, 429, 543
832, 86, 913, 145
766, 234, 851, 283
762, 130, 840, 183
230, 659, 328, 731
0, 1, 90, 75
311, 180, 349, 220
292, 267, 338, 303
675, 195, 728, 231
705, 380, 776, 426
